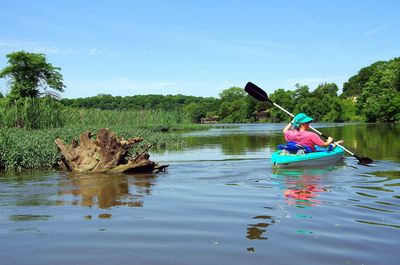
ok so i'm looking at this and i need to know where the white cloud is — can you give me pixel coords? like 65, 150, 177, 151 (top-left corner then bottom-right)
88, 48, 117, 56
365, 25, 389, 38
102, 21, 294, 58
64, 78, 178, 98
170, 28, 294, 58
0, 39, 118, 57
88, 48, 99, 56
0, 40, 59, 54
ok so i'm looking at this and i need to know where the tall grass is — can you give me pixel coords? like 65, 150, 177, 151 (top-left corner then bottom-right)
0, 126, 185, 171
0, 98, 64, 129
61, 108, 202, 131
0, 98, 206, 171
0, 98, 205, 131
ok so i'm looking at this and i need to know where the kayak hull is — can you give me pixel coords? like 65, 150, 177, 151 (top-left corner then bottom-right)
271, 147, 345, 168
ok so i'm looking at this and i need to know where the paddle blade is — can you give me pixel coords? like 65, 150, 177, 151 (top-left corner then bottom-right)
244, 82, 271, 102
354, 154, 373, 165
358, 157, 374, 165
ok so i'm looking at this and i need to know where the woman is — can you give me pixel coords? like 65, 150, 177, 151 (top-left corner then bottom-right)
283, 113, 343, 152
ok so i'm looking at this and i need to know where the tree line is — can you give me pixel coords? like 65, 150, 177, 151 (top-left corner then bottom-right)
1, 51, 399, 126
61, 56, 400, 123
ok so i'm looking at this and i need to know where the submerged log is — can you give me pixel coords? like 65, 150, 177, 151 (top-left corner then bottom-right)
54, 128, 168, 173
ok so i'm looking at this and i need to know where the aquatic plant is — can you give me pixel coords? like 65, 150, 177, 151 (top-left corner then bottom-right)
0, 126, 185, 171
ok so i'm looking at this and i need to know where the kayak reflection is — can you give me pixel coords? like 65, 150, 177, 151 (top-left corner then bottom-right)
284, 181, 326, 207
58, 173, 158, 208
273, 167, 337, 207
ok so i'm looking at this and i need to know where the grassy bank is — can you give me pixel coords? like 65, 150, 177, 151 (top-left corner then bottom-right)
0, 99, 207, 171
0, 98, 205, 131
0, 126, 188, 171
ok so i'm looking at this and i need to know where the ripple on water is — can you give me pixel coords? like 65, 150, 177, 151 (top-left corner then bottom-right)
0, 152, 399, 265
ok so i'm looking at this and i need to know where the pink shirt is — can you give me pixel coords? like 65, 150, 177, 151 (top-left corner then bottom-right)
284, 130, 325, 151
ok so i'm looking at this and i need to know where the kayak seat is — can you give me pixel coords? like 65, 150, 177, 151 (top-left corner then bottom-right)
277, 141, 313, 154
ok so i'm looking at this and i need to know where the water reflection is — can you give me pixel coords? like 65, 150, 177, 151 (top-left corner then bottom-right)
185, 134, 283, 155
246, 215, 276, 240
283, 178, 326, 207
58, 173, 158, 209
273, 168, 333, 207
181, 123, 400, 162
245, 167, 335, 248
9, 214, 53, 222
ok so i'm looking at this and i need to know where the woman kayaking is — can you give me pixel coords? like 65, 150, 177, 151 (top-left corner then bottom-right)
283, 113, 344, 152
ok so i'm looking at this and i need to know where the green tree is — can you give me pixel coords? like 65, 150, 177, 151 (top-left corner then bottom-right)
292, 84, 311, 115
339, 98, 361, 121
183, 102, 211, 123
218, 87, 252, 122
310, 83, 342, 121
0, 51, 65, 99
357, 57, 400, 122
219, 86, 247, 102
342, 61, 385, 98
269, 88, 295, 122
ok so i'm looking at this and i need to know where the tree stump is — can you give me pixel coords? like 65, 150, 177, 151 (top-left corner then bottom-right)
54, 128, 168, 173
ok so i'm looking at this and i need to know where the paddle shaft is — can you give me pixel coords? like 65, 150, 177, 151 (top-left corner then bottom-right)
272, 102, 356, 156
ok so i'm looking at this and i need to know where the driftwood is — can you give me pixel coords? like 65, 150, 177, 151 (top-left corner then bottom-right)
54, 128, 168, 173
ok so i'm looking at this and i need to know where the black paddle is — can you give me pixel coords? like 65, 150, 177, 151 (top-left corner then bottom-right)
244, 82, 373, 165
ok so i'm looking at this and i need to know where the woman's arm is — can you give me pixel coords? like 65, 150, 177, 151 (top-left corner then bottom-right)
310, 133, 333, 147
321, 137, 334, 146
283, 122, 293, 133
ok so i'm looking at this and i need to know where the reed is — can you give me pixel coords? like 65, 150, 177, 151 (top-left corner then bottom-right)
61, 107, 198, 131
0, 98, 64, 129
0, 126, 185, 171
0, 98, 205, 131
0, 98, 207, 171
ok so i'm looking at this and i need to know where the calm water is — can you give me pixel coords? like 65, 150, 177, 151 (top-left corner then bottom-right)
1, 123, 399, 265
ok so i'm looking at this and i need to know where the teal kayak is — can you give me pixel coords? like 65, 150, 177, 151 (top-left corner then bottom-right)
271, 146, 345, 168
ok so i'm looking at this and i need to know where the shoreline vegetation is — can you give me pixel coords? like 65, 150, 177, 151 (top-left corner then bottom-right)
0, 107, 207, 171
0, 51, 399, 172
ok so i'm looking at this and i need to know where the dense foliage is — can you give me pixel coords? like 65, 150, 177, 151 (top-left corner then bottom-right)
354, 58, 400, 122
58, 58, 399, 123
0, 51, 65, 100
61, 94, 220, 123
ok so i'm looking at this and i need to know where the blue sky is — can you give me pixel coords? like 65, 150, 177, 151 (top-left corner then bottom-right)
0, 0, 399, 99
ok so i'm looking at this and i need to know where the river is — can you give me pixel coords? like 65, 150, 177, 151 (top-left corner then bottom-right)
1, 123, 399, 265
